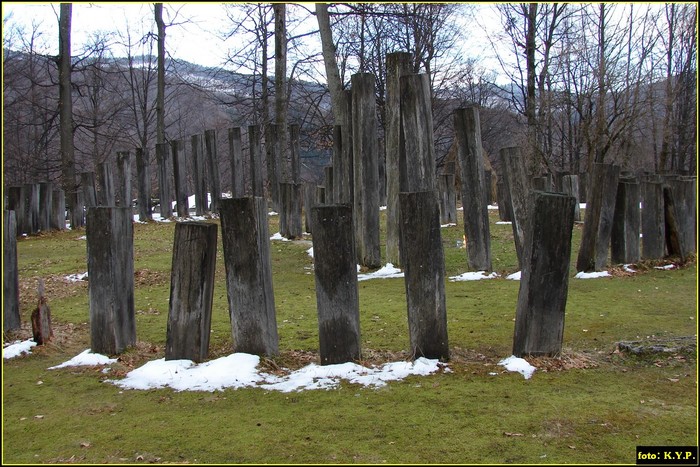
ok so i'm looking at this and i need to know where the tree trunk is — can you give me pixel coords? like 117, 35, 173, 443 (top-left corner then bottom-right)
59, 4, 76, 225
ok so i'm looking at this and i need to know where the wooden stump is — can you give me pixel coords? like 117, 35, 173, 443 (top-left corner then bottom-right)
611, 176, 640, 264
399, 191, 449, 360
31, 279, 53, 345
3, 210, 21, 333
86, 207, 136, 354
311, 205, 362, 365
576, 163, 620, 272
166, 222, 218, 362
219, 197, 279, 357
512, 191, 576, 357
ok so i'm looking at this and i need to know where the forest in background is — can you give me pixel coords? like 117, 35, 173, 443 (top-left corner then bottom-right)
2, 3, 696, 198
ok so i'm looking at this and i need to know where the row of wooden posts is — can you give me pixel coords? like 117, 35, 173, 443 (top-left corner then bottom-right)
3, 63, 696, 362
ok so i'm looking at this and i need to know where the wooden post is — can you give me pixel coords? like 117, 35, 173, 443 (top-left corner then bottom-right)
248, 125, 264, 198
333, 90, 354, 205
264, 124, 280, 210
512, 191, 576, 357
611, 176, 640, 264
219, 197, 279, 356
576, 163, 620, 272
97, 162, 115, 206
311, 204, 361, 365
316, 186, 326, 205
561, 174, 581, 222
279, 182, 303, 239
38, 182, 53, 232
399, 191, 449, 360
641, 178, 665, 260
484, 169, 493, 205
496, 180, 512, 222
81, 172, 98, 209
666, 176, 696, 258
304, 182, 316, 233
86, 206, 136, 354
31, 279, 53, 345
191, 134, 207, 216
166, 222, 218, 362
578, 172, 588, 204
437, 174, 457, 224
378, 137, 387, 206
135, 147, 152, 222
351, 72, 381, 269
324, 166, 334, 204
289, 124, 301, 184
116, 151, 133, 209
385, 51, 412, 267
156, 143, 173, 218
499, 147, 533, 269
204, 129, 222, 212
171, 140, 189, 217
229, 127, 246, 198
454, 106, 492, 272
51, 189, 66, 230
3, 210, 21, 333
70, 190, 85, 230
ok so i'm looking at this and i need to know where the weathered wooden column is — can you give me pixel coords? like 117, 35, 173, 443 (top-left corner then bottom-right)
561, 174, 581, 222
484, 169, 493, 205
576, 163, 620, 272
499, 147, 533, 269
31, 279, 52, 345
156, 143, 173, 218
228, 127, 246, 198
171, 139, 189, 217
165, 222, 218, 363
304, 182, 316, 233
611, 175, 640, 264
666, 176, 696, 258
385, 51, 412, 267
135, 147, 152, 222
97, 162, 115, 206
248, 125, 264, 198
219, 197, 279, 356
437, 173, 457, 225
641, 176, 665, 260
51, 188, 66, 230
454, 106, 492, 272
316, 186, 326, 205
264, 123, 280, 210
311, 204, 361, 365
324, 166, 334, 204
279, 182, 303, 239
191, 134, 207, 216
81, 172, 98, 209
351, 72, 381, 269
399, 191, 449, 360
333, 90, 354, 206
116, 151, 133, 210
70, 189, 85, 230
6, 187, 23, 230
512, 191, 576, 357
204, 129, 222, 212
38, 182, 53, 232
3, 210, 21, 333
86, 206, 136, 355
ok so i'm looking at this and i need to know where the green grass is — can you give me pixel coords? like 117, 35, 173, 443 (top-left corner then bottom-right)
3, 208, 697, 464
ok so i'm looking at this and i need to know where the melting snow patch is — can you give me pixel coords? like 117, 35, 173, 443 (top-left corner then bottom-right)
449, 271, 499, 281
498, 355, 536, 379
48, 349, 117, 369
3, 339, 37, 359
357, 263, 404, 281
65, 272, 88, 282
270, 232, 290, 241
506, 271, 521, 281
575, 271, 610, 279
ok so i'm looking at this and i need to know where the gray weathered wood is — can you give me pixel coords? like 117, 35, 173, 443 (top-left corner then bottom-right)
279, 182, 303, 240
219, 197, 279, 356
135, 147, 152, 222
116, 151, 132, 209
304, 182, 316, 233
38, 182, 53, 232
576, 163, 620, 272
438, 174, 457, 225
311, 204, 362, 365
316, 186, 326, 205
166, 221, 218, 362
97, 162, 115, 206
229, 127, 246, 198
512, 191, 576, 357
289, 124, 301, 184
611, 176, 640, 264
264, 124, 280, 210
399, 191, 449, 360
248, 125, 264, 197
496, 180, 512, 222
3, 210, 21, 333
156, 143, 173, 218
191, 134, 207, 216
324, 165, 334, 204
70, 190, 85, 229
333, 90, 354, 205
351, 72, 381, 269
171, 140, 189, 217
204, 129, 222, 212
51, 189, 66, 230
86, 206, 136, 354
662, 184, 686, 262
641, 178, 666, 260
666, 176, 696, 258
81, 172, 98, 208
31, 279, 53, 345
561, 174, 581, 222
399, 74, 437, 192
499, 147, 533, 269
454, 106, 492, 272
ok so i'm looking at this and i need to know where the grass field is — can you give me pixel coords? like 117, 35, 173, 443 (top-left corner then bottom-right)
2, 206, 697, 464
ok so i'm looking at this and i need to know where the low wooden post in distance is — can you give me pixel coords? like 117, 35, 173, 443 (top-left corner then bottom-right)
279, 182, 303, 239
165, 221, 218, 363
512, 191, 576, 357
311, 204, 362, 365
31, 279, 53, 345
219, 197, 279, 357
86, 206, 136, 355
399, 191, 449, 360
